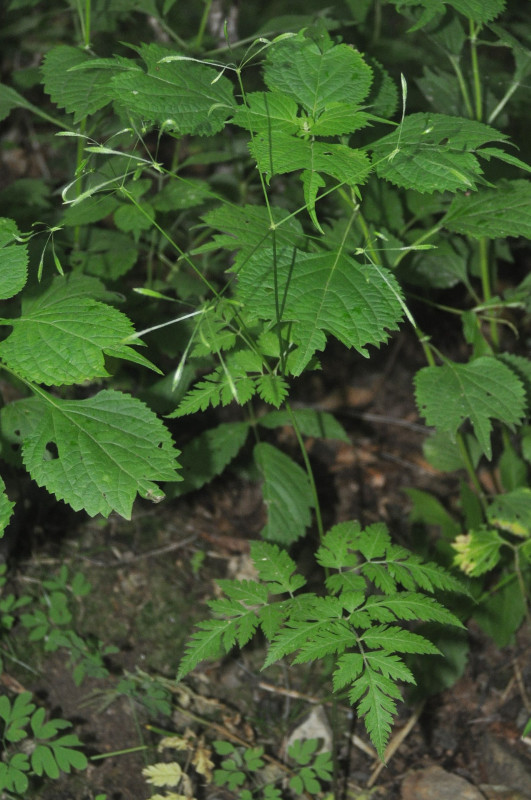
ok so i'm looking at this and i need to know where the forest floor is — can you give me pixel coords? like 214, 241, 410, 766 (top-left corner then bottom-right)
4, 331, 531, 800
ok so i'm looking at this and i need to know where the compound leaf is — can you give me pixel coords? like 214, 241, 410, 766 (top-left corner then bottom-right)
237, 248, 403, 374
452, 528, 505, 576
254, 443, 313, 544
0, 218, 28, 299
20, 390, 180, 518
415, 357, 526, 459
445, 179, 531, 239
250, 540, 306, 594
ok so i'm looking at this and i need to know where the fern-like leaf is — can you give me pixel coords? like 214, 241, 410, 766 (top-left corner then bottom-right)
250, 541, 306, 594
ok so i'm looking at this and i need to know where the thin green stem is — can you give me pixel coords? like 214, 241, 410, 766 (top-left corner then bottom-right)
83, 0, 91, 48
456, 432, 487, 512
195, 0, 213, 50
90, 745, 148, 761
477, 237, 499, 349
448, 55, 474, 119
513, 546, 531, 630
285, 402, 325, 544
469, 20, 483, 121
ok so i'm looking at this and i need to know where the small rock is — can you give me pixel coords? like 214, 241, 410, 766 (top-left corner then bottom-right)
401, 765, 485, 800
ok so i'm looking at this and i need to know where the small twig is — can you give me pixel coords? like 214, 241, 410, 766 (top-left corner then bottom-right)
513, 658, 531, 714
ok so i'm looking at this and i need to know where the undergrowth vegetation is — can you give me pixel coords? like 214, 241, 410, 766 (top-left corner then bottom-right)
0, 0, 530, 796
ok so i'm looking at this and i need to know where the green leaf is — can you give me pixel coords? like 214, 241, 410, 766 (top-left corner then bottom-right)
20, 390, 180, 518
249, 133, 371, 190
254, 443, 313, 543
452, 528, 505, 576
110, 44, 234, 136
177, 618, 233, 678
0, 754, 29, 793
256, 374, 289, 407
0, 217, 28, 299
258, 408, 349, 442
41, 46, 114, 123
387, 0, 505, 28
474, 577, 525, 647
415, 357, 526, 459
231, 91, 300, 134
405, 487, 462, 539
361, 625, 439, 654
316, 522, 363, 569
264, 32, 373, 115
237, 248, 404, 374
31, 744, 59, 778
250, 540, 306, 594
72, 228, 138, 279
364, 592, 464, 627
0, 476, 15, 536
370, 113, 508, 193
171, 422, 249, 496
0, 276, 144, 385
350, 666, 400, 759
487, 488, 531, 537
445, 180, 531, 239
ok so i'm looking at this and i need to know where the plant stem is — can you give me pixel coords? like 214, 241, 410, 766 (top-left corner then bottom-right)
285, 401, 325, 544
513, 545, 531, 630
448, 54, 474, 119
456, 432, 487, 512
469, 19, 483, 121
477, 237, 499, 349
196, 0, 213, 50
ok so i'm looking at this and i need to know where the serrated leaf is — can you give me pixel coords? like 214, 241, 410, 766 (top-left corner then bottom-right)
250, 133, 371, 190
41, 46, 114, 123
0, 217, 28, 299
452, 528, 504, 576
0, 477, 15, 536
357, 522, 391, 560
250, 540, 306, 594
201, 203, 303, 272
387, 0, 505, 28
316, 522, 362, 569
256, 374, 289, 407
487, 488, 531, 537
0, 277, 144, 385
237, 248, 403, 375
415, 357, 526, 459
264, 33, 373, 114
361, 625, 440, 655
254, 442, 313, 544
263, 618, 329, 667
170, 369, 256, 417
171, 421, 249, 496
217, 579, 269, 607
445, 179, 531, 239
365, 651, 415, 683
370, 113, 508, 193
143, 762, 182, 787
231, 91, 300, 134
350, 668, 399, 759
110, 44, 234, 136
291, 620, 356, 663
20, 390, 180, 518
364, 592, 464, 627
178, 618, 232, 678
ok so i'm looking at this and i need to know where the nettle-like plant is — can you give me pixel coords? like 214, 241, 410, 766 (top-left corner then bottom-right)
0, 0, 530, 766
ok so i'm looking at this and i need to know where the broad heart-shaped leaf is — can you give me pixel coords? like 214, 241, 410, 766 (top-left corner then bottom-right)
370, 113, 509, 193
444, 180, 531, 239
109, 43, 234, 136
415, 357, 526, 460
237, 248, 404, 375
19, 390, 180, 519
0, 276, 146, 385
264, 32, 373, 115
41, 46, 114, 123
254, 443, 313, 544
0, 218, 28, 299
